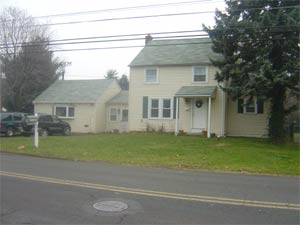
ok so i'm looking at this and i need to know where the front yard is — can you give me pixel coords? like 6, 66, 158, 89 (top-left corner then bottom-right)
0, 133, 299, 176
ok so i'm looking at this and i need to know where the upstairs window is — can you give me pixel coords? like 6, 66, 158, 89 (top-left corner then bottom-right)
145, 67, 158, 84
193, 66, 207, 82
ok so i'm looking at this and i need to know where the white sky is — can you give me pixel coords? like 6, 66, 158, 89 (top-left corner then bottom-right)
0, 0, 226, 80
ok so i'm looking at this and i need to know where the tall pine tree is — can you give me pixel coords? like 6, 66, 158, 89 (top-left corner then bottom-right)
204, 0, 300, 141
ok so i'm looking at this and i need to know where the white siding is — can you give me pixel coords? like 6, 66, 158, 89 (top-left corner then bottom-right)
128, 65, 224, 135
34, 103, 96, 133
226, 98, 269, 137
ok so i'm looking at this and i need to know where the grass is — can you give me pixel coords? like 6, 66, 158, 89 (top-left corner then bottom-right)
0, 133, 299, 176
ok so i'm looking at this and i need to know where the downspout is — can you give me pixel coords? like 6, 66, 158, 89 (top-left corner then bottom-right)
207, 97, 211, 138
175, 97, 179, 135
221, 81, 227, 136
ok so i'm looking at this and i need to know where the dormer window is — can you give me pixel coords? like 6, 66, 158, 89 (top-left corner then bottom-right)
193, 66, 207, 82
145, 67, 158, 84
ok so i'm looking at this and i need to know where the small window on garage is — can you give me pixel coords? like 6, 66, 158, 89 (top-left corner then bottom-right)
110, 108, 118, 121
122, 109, 128, 121
55, 106, 75, 118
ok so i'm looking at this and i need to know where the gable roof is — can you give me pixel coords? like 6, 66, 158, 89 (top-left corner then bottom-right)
34, 79, 115, 103
107, 90, 128, 104
129, 37, 222, 66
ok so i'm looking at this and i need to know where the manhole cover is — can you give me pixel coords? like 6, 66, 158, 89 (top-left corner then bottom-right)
93, 201, 128, 212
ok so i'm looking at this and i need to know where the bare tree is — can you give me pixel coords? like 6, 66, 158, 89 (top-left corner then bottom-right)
0, 7, 66, 112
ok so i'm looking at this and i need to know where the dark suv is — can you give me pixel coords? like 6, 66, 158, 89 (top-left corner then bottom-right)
0, 112, 26, 137
23, 114, 71, 136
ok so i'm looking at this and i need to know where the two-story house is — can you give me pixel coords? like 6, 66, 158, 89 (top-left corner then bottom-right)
128, 36, 269, 137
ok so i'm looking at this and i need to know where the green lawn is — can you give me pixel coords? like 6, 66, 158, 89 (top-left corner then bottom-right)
0, 133, 299, 176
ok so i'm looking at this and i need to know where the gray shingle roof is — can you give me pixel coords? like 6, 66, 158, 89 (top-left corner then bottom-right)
175, 86, 217, 98
108, 90, 128, 104
33, 79, 114, 103
129, 38, 222, 66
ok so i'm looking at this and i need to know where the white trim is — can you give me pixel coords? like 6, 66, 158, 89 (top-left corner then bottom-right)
109, 107, 118, 122
144, 67, 159, 84
148, 97, 173, 120
243, 98, 258, 114
207, 97, 211, 138
121, 109, 128, 122
54, 105, 75, 119
221, 87, 226, 136
175, 95, 212, 97
191, 98, 208, 132
175, 97, 179, 135
192, 66, 208, 83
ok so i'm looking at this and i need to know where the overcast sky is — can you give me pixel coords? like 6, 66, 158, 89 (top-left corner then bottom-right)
1, 0, 226, 80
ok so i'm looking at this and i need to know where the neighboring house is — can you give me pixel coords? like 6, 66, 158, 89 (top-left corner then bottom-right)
33, 79, 123, 133
106, 90, 129, 133
128, 36, 269, 137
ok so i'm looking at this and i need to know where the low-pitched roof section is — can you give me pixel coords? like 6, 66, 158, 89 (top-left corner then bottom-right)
107, 90, 128, 104
129, 38, 222, 67
175, 86, 217, 98
34, 79, 114, 103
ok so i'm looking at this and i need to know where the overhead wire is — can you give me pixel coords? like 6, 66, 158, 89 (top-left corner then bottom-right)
1, 25, 298, 48
1, 36, 299, 55
31, 0, 221, 19
2, 0, 222, 20
2, 5, 298, 28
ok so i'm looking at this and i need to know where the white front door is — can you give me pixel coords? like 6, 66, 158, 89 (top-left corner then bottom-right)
192, 98, 207, 132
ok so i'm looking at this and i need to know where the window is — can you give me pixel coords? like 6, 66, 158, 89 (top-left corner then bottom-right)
149, 97, 172, 119
1, 114, 12, 121
13, 114, 23, 121
237, 98, 264, 114
122, 109, 128, 122
55, 106, 75, 118
193, 66, 207, 82
162, 99, 171, 118
39, 115, 52, 122
110, 108, 118, 121
145, 67, 158, 83
52, 116, 60, 123
150, 99, 159, 118
245, 99, 255, 113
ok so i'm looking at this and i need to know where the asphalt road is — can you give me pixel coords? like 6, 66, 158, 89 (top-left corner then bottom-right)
0, 152, 299, 224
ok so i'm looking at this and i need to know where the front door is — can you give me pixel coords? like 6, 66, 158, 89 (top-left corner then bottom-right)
192, 98, 207, 132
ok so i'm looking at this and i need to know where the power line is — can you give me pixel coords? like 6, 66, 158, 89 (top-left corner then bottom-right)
15, 11, 217, 27
1, 25, 298, 47
31, 0, 221, 19
2, 5, 298, 28
1, 34, 209, 49
2, 36, 298, 55
0, 30, 206, 47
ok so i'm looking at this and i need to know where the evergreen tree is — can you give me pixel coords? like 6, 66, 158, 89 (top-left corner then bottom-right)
118, 74, 129, 90
0, 7, 66, 112
204, 0, 300, 141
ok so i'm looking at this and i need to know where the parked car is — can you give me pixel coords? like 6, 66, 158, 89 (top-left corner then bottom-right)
0, 112, 27, 137
22, 114, 71, 136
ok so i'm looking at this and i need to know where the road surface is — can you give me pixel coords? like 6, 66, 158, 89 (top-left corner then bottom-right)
1, 152, 299, 224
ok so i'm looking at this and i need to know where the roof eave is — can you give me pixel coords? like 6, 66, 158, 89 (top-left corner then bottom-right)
33, 101, 96, 104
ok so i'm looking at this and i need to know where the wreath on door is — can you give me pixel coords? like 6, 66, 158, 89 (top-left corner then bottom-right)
195, 100, 203, 108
